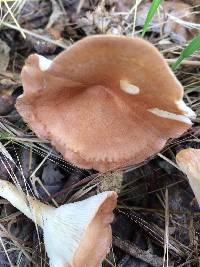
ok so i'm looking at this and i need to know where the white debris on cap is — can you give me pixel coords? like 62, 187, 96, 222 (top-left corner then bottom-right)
18, 94, 24, 99
120, 80, 140, 95
38, 55, 52, 71
176, 100, 196, 119
148, 108, 192, 124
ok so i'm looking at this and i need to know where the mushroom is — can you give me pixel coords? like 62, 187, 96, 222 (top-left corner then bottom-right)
0, 180, 117, 267
176, 148, 200, 206
16, 35, 196, 172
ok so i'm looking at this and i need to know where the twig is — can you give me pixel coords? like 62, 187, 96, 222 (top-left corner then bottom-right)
163, 188, 169, 267
132, 0, 140, 35
113, 236, 168, 267
2, 0, 25, 38
44, 173, 98, 203
1, 21, 68, 49
166, 58, 200, 67
158, 153, 181, 171
77, 0, 85, 14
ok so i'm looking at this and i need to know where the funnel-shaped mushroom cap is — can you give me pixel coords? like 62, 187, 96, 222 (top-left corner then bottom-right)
176, 148, 200, 206
0, 180, 117, 267
44, 191, 117, 267
16, 35, 195, 171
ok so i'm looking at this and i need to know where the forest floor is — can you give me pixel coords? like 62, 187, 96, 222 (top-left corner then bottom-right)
0, 0, 200, 266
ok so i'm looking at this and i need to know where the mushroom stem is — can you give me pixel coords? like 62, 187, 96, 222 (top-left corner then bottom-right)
0, 179, 54, 227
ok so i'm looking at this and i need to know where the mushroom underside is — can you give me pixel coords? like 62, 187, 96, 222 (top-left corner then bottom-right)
72, 192, 117, 267
43, 191, 117, 267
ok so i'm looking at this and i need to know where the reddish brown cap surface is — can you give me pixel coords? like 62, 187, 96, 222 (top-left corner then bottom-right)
16, 35, 195, 171
176, 148, 200, 206
72, 191, 117, 267
176, 148, 200, 179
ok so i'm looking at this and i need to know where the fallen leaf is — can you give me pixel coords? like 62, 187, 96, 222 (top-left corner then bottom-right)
0, 39, 10, 74
0, 95, 14, 115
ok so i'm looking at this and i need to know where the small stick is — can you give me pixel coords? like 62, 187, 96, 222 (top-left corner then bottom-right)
166, 58, 200, 67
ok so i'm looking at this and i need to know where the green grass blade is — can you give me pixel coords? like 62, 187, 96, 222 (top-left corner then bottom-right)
141, 0, 163, 37
172, 34, 200, 70
0, 132, 10, 140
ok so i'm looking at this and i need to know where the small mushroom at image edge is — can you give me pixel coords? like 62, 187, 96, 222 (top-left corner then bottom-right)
0, 180, 117, 267
16, 35, 196, 172
176, 148, 200, 206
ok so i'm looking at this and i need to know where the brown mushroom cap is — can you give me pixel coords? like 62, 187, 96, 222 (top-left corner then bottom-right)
16, 35, 195, 171
176, 148, 200, 205
72, 191, 117, 267
176, 148, 200, 177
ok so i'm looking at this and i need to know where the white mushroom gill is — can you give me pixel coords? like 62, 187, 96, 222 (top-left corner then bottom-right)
120, 80, 140, 95
44, 192, 115, 267
0, 180, 117, 267
148, 108, 192, 124
37, 55, 52, 71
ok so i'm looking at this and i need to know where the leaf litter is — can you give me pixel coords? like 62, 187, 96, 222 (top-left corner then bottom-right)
0, 0, 200, 266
